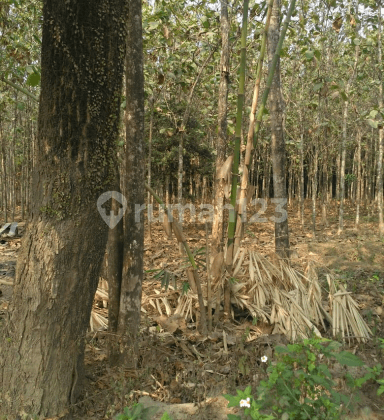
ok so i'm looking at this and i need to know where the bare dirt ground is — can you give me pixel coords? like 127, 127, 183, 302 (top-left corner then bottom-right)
0, 199, 384, 420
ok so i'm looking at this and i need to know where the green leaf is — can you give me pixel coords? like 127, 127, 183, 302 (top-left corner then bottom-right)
224, 393, 242, 408
17, 102, 25, 111
353, 38, 361, 46
148, 21, 160, 30
369, 109, 379, 119
332, 351, 364, 367
33, 34, 41, 44
367, 119, 378, 129
26, 72, 40, 87
314, 49, 321, 60
313, 82, 323, 92
130, 403, 143, 417
322, 340, 341, 351
340, 91, 348, 101
201, 16, 210, 29
275, 345, 289, 354
305, 50, 314, 60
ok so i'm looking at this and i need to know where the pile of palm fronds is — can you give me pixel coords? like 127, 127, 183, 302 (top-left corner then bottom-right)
92, 248, 372, 343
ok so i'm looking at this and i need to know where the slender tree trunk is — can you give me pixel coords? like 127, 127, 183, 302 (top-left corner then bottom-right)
338, 40, 358, 234
212, 0, 229, 254
288, 165, 293, 206
106, 177, 124, 365
177, 47, 217, 210
0, 121, 8, 223
299, 120, 305, 228
311, 146, 318, 236
117, 0, 145, 362
322, 159, 328, 227
165, 173, 170, 206
21, 132, 26, 220
147, 97, 155, 239
355, 129, 362, 229
177, 133, 185, 206
377, 1, 384, 236
336, 150, 341, 200
268, 0, 290, 258
0, 1, 128, 417
12, 96, 17, 221
338, 99, 348, 234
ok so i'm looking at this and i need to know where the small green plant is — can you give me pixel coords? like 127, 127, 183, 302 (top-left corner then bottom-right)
181, 246, 206, 270
225, 386, 275, 420
115, 403, 158, 420
181, 281, 190, 295
224, 337, 376, 420
369, 273, 380, 283
377, 378, 384, 396
377, 339, 384, 396
160, 413, 174, 420
115, 404, 174, 420
146, 268, 175, 291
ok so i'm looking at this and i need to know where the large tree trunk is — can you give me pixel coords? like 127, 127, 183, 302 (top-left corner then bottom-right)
212, 0, 229, 254
268, 0, 290, 258
0, 0, 128, 417
117, 0, 145, 362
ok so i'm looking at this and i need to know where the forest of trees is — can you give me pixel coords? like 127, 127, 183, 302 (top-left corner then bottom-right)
0, 0, 384, 418
1, 0, 384, 234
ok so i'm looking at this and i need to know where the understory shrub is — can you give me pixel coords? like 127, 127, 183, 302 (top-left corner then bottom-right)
224, 337, 383, 420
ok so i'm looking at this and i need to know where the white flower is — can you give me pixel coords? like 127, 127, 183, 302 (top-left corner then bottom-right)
239, 397, 251, 408
261, 355, 268, 363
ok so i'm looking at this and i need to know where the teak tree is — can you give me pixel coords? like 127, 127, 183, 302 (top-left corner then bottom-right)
0, 0, 128, 417
117, 0, 145, 362
211, 0, 230, 255
268, 0, 290, 258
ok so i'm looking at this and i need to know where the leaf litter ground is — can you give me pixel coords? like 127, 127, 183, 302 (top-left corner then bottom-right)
0, 201, 384, 419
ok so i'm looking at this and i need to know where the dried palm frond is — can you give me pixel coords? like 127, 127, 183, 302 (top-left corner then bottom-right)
327, 274, 371, 343
226, 250, 331, 340
90, 310, 108, 331
93, 246, 370, 343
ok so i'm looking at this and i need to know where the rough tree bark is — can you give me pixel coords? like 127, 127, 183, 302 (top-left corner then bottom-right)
268, 0, 290, 258
0, 0, 128, 417
117, 0, 145, 362
212, 0, 229, 254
